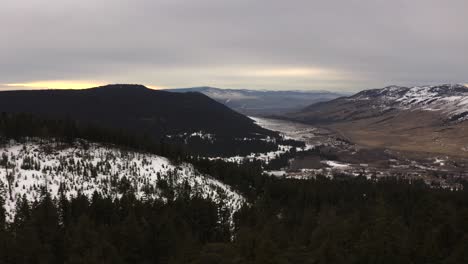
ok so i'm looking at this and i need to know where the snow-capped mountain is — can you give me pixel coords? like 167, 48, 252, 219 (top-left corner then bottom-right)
0, 140, 245, 221
290, 84, 468, 124
285, 84, 468, 158
350, 84, 468, 122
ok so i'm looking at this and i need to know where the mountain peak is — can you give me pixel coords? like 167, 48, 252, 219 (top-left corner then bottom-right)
353, 84, 468, 100
294, 83, 468, 125
345, 84, 468, 122
94, 84, 150, 91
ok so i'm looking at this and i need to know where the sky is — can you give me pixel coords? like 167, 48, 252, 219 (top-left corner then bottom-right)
1, 0, 467, 92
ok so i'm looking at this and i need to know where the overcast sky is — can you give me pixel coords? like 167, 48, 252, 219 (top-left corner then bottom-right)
1, 0, 467, 92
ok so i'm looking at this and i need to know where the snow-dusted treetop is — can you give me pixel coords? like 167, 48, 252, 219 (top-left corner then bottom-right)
0, 140, 245, 222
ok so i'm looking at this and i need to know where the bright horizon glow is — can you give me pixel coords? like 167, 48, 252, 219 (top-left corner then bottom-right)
4, 81, 167, 91
146, 85, 166, 90
3, 79, 465, 92
5, 81, 106, 90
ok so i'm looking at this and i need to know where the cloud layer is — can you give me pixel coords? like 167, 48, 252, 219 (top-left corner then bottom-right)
1, 0, 467, 91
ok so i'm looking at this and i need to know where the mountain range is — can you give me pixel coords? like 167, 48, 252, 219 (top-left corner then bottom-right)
291, 84, 468, 123
165, 86, 344, 115
287, 84, 468, 157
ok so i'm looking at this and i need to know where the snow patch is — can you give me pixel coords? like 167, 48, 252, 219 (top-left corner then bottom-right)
321, 160, 350, 169
0, 140, 245, 222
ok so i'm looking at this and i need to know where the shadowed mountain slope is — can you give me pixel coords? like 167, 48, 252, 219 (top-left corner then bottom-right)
0, 84, 273, 138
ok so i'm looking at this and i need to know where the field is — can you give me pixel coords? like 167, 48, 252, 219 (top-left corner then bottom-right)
253, 116, 467, 189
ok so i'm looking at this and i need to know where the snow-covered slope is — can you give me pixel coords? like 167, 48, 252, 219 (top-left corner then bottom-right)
0, 140, 245, 221
351, 84, 468, 122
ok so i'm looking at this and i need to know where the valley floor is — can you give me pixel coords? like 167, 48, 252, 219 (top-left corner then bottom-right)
251, 116, 467, 189
327, 110, 468, 159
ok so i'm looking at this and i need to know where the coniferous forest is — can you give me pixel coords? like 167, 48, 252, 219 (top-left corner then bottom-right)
0, 113, 467, 263
0, 177, 467, 263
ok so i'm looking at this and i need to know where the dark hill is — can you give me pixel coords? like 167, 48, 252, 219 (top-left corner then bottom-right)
0, 84, 274, 139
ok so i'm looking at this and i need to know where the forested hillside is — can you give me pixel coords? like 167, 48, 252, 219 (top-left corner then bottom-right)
0, 141, 245, 221
0, 110, 467, 263
0, 85, 278, 156
0, 177, 466, 263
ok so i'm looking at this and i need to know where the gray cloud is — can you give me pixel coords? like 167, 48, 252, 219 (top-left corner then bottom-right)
1, 0, 467, 92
